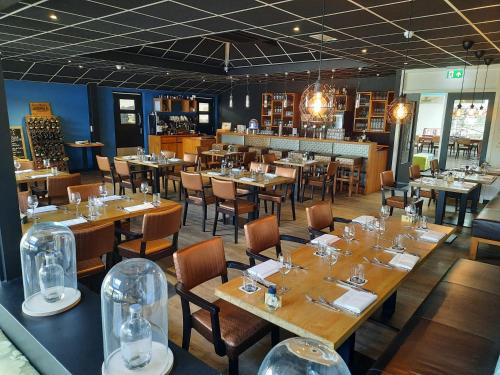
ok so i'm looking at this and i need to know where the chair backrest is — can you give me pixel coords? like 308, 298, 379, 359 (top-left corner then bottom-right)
73, 222, 115, 262
315, 155, 332, 163
306, 202, 332, 231
380, 170, 395, 187
212, 143, 226, 151
161, 150, 176, 158
249, 162, 270, 173
174, 237, 227, 290
114, 159, 130, 177
326, 161, 340, 177
183, 153, 198, 164
18, 159, 34, 171
181, 171, 203, 191
67, 183, 101, 201
262, 153, 277, 164
18, 191, 30, 213
96, 155, 112, 172
432, 135, 440, 143
48, 173, 82, 201
142, 206, 182, 242
211, 178, 236, 201
409, 164, 421, 180
242, 151, 256, 165
276, 166, 297, 179
430, 159, 439, 174
196, 146, 209, 156
244, 215, 280, 256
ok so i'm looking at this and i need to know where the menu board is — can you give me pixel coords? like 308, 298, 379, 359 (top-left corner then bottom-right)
10, 126, 27, 159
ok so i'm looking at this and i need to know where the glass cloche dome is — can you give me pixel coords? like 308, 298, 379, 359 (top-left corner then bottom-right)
20, 222, 81, 317
258, 337, 350, 375
101, 258, 172, 375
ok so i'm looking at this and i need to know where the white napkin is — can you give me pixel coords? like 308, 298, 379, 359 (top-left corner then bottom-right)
389, 253, 419, 271
122, 155, 137, 160
207, 171, 221, 176
239, 177, 255, 182
124, 203, 154, 212
100, 195, 123, 202
57, 217, 87, 226
15, 169, 32, 174
334, 290, 377, 314
352, 215, 375, 225
311, 234, 340, 245
420, 230, 445, 243
31, 173, 52, 178
33, 205, 58, 213
248, 260, 282, 279
264, 173, 277, 179
168, 158, 182, 162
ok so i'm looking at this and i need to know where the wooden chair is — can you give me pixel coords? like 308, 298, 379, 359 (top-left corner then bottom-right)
430, 159, 440, 176
456, 138, 472, 159
114, 159, 152, 195
262, 153, 277, 164
46, 173, 81, 205
173, 237, 279, 375
431, 136, 440, 155
379, 170, 408, 215
235, 151, 256, 169
243, 215, 307, 266
257, 166, 296, 226
305, 202, 351, 240
409, 164, 435, 206
16, 159, 34, 171
165, 153, 198, 200
67, 183, 101, 202
197, 146, 220, 170
117, 206, 182, 261
73, 222, 115, 278
181, 171, 215, 232
18, 190, 29, 214
249, 162, 270, 173
211, 178, 258, 244
96, 155, 117, 195
301, 161, 339, 202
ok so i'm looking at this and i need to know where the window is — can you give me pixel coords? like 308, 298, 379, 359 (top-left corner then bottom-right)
199, 114, 209, 124
119, 99, 136, 111
199, 103, 209, 112
120, 113, 136, 124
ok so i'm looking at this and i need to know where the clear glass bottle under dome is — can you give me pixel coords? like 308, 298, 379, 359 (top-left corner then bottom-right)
101, 258, 173, 375
258, 337, 351, 375
20, 222, 81, 317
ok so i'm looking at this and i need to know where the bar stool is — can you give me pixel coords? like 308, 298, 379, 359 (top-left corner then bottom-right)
336, 156, 362, 197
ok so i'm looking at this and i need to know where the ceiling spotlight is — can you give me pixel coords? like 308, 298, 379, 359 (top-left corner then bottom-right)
293, 26, 300, 32
361, 48, 367, 54
67, 59, 72, 63
403, 30, 414, 39
116, 64, 123, 70
49, 13, 58, 20
403, 62, 408, 65
376, 73, 380, 76
78, 65, 84, 69
20, 58, 25, 62
166, 72, 170, 75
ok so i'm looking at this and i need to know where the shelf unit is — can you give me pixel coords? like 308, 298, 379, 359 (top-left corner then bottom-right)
353, 91, 394, 132
261, 92, 300, 133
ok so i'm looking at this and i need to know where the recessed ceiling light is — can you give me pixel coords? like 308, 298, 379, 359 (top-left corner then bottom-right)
376, 73, 380, 76
116, 64, 123, 70
293, 26, 300, 32
361, 48, 367, 54
78, 65, 84, 69
309, 34, 337, 42
49, 14, 58, 20
166, 72, 170, 75
67, 59, 72, 63
404, 62, 408, 65
202, 79, 206, 82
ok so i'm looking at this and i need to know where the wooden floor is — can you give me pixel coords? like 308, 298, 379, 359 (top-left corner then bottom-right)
83, 172, 500, 374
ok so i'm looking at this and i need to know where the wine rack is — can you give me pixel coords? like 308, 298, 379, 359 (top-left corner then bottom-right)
353, 91, 394, 133
261, 92, 300, 134
25, 116, 67, 170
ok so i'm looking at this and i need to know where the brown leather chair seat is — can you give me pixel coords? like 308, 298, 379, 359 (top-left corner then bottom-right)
219, 199, 256, 214
187, 194, 216, 205
77, 258, 105, 278
386, 195, 405, 208
258, 188, 292, 202
118, 238, 173, 256
192, 299, 270, 353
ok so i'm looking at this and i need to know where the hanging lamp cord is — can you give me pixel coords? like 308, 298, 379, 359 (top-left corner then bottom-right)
480, 61, 489, 104
317, 0, 326, 83
471, 58, 480, 106
459, 49, 469, 105
400, 0, 413, 96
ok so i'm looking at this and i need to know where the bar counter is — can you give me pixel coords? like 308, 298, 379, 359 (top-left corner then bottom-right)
218, 132, 388, 194
149, 134, 215, 158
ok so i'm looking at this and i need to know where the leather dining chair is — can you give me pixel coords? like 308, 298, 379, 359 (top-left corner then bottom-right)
244, 215, 307, 266
165, 152, 198, 200
181, 171, 215, 232
257, 166, 296, 226
305, 202, 351, 240
211, 178, 258, 243
430, 159, 440, 176
67, 183, 101, 202
73, 222, 115, 278
261, 153, 277, 164
18, 190, 29, 214
379, 170, 408, 215
197, 146, 221, 170
114, 159, 152, 195
249, 162, 270, 173
117, 206, 182, 261
301, 161, 339, 202
96, 155, 117, 195
46, 173, 81, 205
409, 164, 435, 206
173, 237, 279, 375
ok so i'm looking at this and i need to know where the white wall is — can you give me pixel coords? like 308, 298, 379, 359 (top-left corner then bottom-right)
404, 64, 500, 166
415, 93, 447, 136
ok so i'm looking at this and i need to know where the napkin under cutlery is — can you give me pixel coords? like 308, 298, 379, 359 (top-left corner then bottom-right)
124, 203, 155, 212
311, 233, 340, 245
420, 230, 445, 243
247, 259, 281, 279
389, 253, 419, 271
33, 205, 58, 213
57, 217, 87, 226
333, 289, 377, 315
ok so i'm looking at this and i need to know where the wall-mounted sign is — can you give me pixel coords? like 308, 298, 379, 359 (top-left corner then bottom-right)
10, 126, 27, 159
29, 102, 52, 116
446, 69, 464, 79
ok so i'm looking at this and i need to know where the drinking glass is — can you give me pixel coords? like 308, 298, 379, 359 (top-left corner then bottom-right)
417, 215, 428, 231
343, 223, 355, 256
393, 234, 405, 250
43, 159, 50, 168
242, 272, 258, 293
152, 193, 161, 207
278, 254, 292, 294
88, 196, 98, 219
27, 195, 39, 223
70, 192, 81, 218
323, 250, 338, 282
350, 264, 365, 285
404, 203, 417, 228
51, 166, 58, 175
14, 159, 21, 172
316, 239, 328, 257
140, 182, 149, 204
99, 184, 108, 206
372, 218, 385, 250
227, 161, 234, 176
380, 205, 390, 220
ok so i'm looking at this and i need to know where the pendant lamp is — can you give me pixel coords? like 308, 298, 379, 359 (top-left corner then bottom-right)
453, 40, 474, 119
478, 57, 492, 116
467, 50, 485, 117
245, 74, 250, 109
229, 76, 233, 108
263, 73, 269, 107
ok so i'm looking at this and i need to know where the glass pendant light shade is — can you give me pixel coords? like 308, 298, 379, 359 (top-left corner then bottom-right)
388, 94, 413, 123
229, 94, 233, 108
101, 258, 172, 375
245, 94, 250, 108
300, 81, 335, 124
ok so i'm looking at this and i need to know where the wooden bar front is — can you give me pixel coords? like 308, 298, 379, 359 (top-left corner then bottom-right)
148, 135, 215, 158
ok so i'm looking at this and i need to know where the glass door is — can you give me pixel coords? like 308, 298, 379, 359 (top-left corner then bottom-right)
113, 93, 144, 153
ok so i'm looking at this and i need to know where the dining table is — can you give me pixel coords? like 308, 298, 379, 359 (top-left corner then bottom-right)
15, 168, 70, 185
273, 158, 318, 201
215, 216, 454, 365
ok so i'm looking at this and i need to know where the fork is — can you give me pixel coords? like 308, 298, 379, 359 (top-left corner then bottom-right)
319, 296, 359, 316
363, 256, 393, 269
305, 294, 340, 312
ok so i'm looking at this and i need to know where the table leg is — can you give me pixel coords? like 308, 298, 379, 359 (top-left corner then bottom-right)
457, 192, 468, 226
82, 149, 89, 170
435, 191, 446, 225
296, 166, 302, 202
153, 168, 161, 195
469, 184, 481, 213
337, 332, 355, 366
382, 291, 397, 318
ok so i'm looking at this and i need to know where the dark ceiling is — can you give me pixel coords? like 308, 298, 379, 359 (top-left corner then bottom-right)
0, 0, 498, 93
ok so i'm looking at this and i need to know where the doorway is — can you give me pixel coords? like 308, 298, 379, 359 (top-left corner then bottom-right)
113, 93, 144, 154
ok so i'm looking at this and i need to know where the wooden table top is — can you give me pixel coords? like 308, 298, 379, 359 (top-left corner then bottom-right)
410, 177, 479, 193
200, 169, 294, 188
22, 194, 179, 233
215, 217, 454, 349
16, 169, 70, 184
274, 159, 318, 168
115, 156, 188, 169
65, 142, 104, 148
202, 150, 242, 157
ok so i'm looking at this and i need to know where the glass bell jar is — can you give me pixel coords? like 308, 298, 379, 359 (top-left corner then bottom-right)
101, 258, 172, 375
258, 337, 350, 375
20, 222, 81, 317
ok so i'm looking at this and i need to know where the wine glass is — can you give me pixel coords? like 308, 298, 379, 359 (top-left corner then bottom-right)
27, 195, 39, 223
405, 203, 417, 228
140, 182, 149, 204
70, 192, 81, 218
380, 205, 390, 220
323, 250, 338, 282
372, 218, 386, 250
343, 223, 355, 256
278, 254, 292, 294
43, 159, 51, 169
14, 159, 21, 172
99, 184, 108, 206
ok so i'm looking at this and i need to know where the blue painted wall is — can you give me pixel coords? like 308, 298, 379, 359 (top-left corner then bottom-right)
5, 80, 91, 170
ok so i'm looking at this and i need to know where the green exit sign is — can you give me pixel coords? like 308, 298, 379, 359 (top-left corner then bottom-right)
447, 69, 464, 79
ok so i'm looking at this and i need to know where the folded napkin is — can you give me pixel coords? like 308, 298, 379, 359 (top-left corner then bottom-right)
58, 217, 87, 226
207, 171, 221, 176
389, 253, 419, 271
168, 158, 182, 162
15, 169, 32, 174
33, 205, 58, 214
334, 290, 377, 315
100, 195, 123, 202
239, 177, 255, 182
31, 173, 52, 179
264, 173, 277, 179
311, 233, 340, 245
122, 155, 137, 160
352, 215, 375, 225
248, 259, 282, 279
124, 203, 154, 212
420, 230, 446, 243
